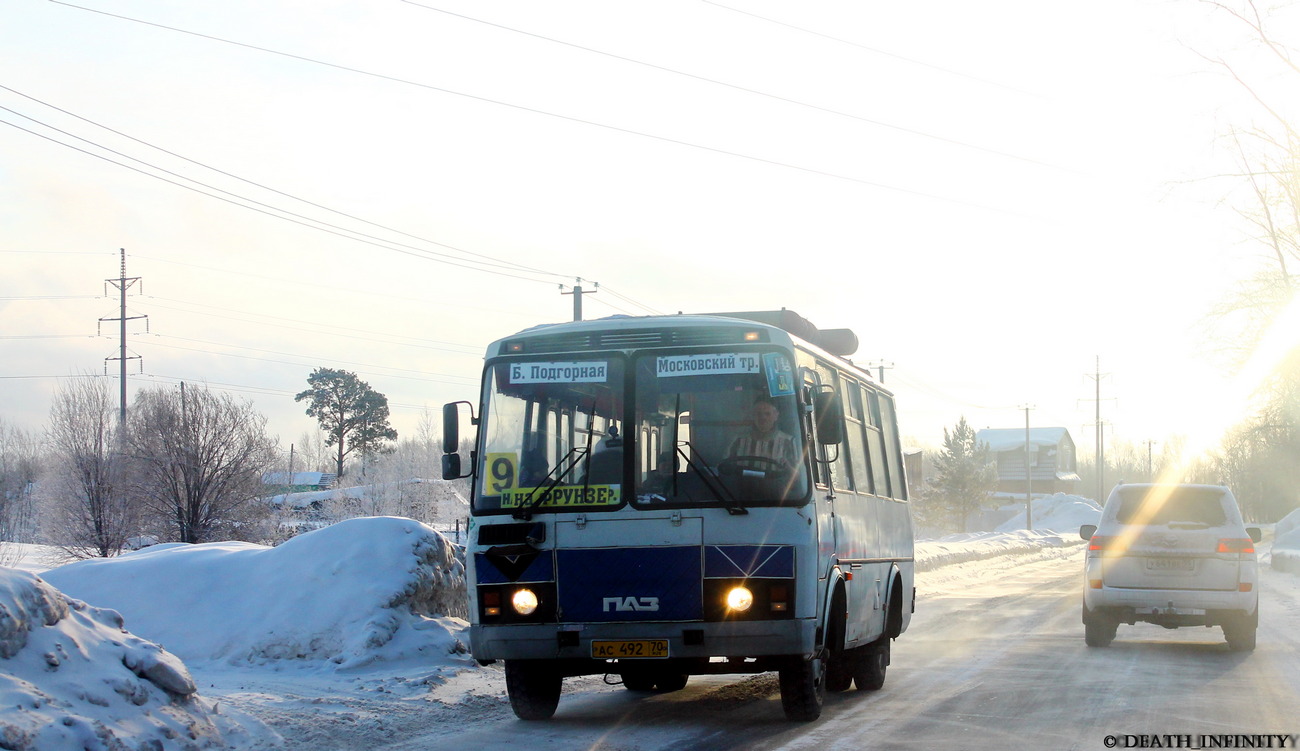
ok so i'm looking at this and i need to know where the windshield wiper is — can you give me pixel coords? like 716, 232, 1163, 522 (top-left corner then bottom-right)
513, 444, 588, 521
677, 441, 747, 515
514, 398, 600, 520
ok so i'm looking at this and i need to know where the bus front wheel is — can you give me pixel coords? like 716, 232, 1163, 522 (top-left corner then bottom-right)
504, 660, 562, 720
778, 656, 825, 721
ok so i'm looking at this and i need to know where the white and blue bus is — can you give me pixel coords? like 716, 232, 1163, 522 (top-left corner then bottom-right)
442, 310, 914, 721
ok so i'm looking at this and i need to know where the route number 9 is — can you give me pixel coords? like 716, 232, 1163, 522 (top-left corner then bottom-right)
487, 453, 517, 494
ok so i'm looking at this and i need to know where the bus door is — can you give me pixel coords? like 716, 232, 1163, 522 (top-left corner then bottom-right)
802, 366, 838, 584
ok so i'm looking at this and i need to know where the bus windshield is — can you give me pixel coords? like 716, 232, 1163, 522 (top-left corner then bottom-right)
475, 357, 626, 514
631, 350, 809, 506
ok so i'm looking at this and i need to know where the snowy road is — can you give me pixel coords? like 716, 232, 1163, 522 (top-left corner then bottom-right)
211, 544, 1300, 750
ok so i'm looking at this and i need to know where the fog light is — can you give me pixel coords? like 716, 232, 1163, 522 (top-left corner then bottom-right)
726, 586, 754, 612
770, 585, 788, 613
512, 588, 539, 615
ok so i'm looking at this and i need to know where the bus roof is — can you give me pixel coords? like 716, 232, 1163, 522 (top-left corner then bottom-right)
493, 310, 858, 358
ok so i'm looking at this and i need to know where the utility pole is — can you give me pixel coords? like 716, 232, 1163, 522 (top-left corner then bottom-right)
1145, 439, 1157, 480
1022, 404, 1034, 531
869, 360, 894, 383
1081, 357, 1113, 504
100, 248, 147, 425
561, 279, 597, 322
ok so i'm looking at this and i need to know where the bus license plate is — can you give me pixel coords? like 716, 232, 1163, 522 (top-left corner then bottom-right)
591, 640, 669, 659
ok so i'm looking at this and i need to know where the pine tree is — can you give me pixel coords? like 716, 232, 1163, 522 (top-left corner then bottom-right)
295, 368, 398, 478
930, 416, 998, 533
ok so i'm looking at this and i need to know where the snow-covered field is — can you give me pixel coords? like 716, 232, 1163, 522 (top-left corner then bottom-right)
3, 495, 1297, 750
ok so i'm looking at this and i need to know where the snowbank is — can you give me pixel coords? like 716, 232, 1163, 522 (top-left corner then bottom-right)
1273, 507, 1300, 574
916, 529, 1085, 571
994, 493, 1102, 534
0, 567, 272, 751
43, 517, 469, 670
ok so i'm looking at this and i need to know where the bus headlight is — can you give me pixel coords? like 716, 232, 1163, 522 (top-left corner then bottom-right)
726, 586, 754, 612
512, 588, 539, 616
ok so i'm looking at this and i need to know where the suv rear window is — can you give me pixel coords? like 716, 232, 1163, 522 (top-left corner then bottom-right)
1114, 486, 1228, 526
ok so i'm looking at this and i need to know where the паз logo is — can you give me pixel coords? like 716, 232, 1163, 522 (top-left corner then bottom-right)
603, 596, 660, 612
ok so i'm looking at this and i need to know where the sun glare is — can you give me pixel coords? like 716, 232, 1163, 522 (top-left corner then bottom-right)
1159, 286, 1300, 482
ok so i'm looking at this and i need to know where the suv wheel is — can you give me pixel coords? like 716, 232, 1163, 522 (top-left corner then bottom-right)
1083, 604, 1118, 648
1223, 609, 1258, 652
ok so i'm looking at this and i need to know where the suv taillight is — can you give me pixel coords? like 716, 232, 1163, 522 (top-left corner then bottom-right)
1216, 538, 1255, 555
1088, 535, 1114, 553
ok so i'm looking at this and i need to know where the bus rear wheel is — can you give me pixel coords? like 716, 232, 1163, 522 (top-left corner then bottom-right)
853, 638, 888, 691
504, 660, 561, 720
778, 656, 825, 721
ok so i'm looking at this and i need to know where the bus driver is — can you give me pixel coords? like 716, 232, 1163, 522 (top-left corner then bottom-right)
727, 397, 798, 469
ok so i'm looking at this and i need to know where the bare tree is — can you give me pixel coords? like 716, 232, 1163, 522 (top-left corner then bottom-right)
44, 376, 136, 559
293, 430, 334, 475
1195, 1, 1300, 521
0, 418, 41, 565
128, 383, 278, 544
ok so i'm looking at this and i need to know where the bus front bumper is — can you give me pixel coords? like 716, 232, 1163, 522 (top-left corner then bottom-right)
470, 618, 817, 663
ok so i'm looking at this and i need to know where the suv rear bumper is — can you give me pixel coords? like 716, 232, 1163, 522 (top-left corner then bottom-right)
1085, 586, 1258, 625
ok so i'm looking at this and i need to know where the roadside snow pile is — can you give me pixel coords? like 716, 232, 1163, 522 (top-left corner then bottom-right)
915, 529, 1084, 571
0, 568, 272, 751
1272, 507, 1300, 574
43, 517, 469, 670
994, 493, 1102, 534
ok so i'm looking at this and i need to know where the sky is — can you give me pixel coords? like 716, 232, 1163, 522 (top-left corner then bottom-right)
3, 0, 1297, 469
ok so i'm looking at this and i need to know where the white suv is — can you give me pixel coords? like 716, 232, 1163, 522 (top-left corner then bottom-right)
1080, 484, 1261, 650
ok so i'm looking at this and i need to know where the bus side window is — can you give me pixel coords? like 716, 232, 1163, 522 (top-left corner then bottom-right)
801, 373, 828, 487
844, 381, 875, 495
878, 394, 907, 500
865, 390, 892, 498
815, 364, 852, 492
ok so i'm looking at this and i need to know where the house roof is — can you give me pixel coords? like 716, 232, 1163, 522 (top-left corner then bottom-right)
975, 427, 1072, 452
262, 471, 335, 486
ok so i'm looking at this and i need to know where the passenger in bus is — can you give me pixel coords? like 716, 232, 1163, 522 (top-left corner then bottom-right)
519, 448, 550, 487
638, 451, 676, 499
727, 396, 798, 469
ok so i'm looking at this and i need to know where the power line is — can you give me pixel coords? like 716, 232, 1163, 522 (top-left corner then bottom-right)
700, 0, 1043, 99
403, 1, 1063, 170
142, 296, 485, 354
0, 83, 566, 281
136, 334, 479, 385
0, 295, 103, 300
46, 0, 1017, 216
1, 85, 663, 317
128, 253, 545, 323
0, 104, 563, 284
0, 116, 563, 287
127, 373, 437, 413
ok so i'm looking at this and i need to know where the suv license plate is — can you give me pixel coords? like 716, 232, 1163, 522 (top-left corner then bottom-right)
591, 640, 669, 659
1146, 558, 1194, 571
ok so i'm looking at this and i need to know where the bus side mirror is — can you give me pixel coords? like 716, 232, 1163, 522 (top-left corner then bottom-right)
442, 402, 462, 454
442, 453, 462, 480
442, 401, 475, 480
813, 390, 844, 445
